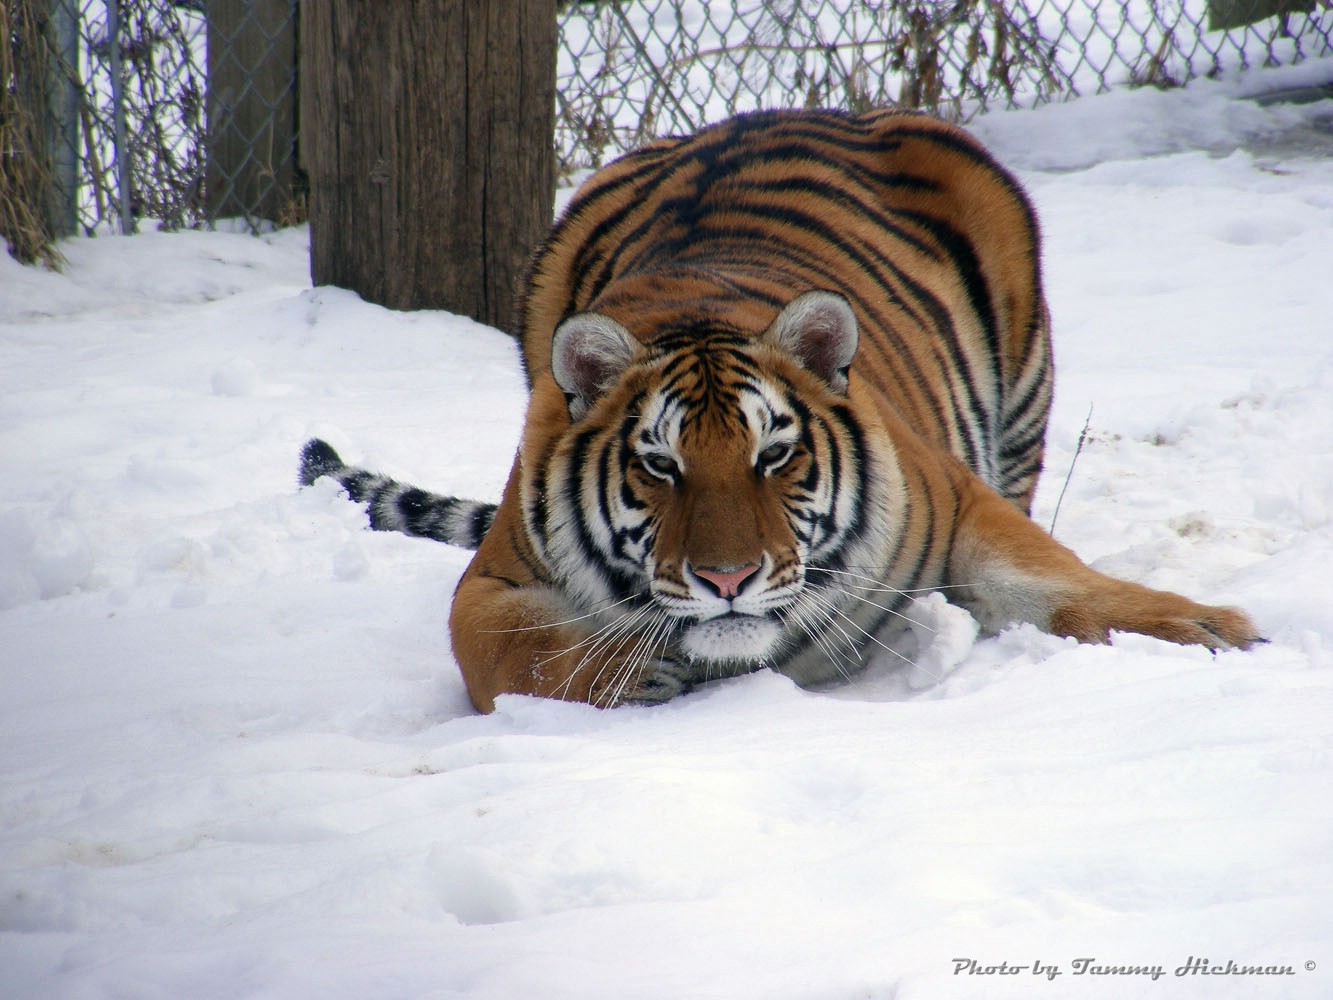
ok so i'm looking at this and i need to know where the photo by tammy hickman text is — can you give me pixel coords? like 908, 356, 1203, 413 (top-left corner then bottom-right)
952, 956, 1315, 982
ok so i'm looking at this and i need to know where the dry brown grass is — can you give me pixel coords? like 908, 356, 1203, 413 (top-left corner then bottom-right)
2, 0, 64, 268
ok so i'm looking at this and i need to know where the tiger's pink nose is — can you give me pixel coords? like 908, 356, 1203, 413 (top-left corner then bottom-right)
694, 563, 760, 599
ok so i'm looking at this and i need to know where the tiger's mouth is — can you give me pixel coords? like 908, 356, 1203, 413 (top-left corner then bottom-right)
677, 611, 782, 663
647, 553, 801, 664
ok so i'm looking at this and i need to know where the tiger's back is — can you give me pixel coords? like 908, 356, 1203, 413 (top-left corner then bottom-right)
521, 109, 1053, 511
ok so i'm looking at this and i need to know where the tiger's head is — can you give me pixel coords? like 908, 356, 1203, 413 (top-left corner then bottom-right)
532, 291, 895, 675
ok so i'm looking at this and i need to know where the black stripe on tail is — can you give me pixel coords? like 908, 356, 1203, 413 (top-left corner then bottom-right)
298, 439, 495, 550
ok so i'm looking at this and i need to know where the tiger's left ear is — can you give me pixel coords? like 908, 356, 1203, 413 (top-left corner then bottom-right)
551, 312, 641, 420
763, 290, 859, 394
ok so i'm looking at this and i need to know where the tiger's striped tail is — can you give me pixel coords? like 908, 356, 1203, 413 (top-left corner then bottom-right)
298, 439, 496, 550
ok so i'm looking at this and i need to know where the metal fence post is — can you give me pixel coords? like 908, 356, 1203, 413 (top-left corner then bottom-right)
104, 0, 137, 233
43, 0, 80, 239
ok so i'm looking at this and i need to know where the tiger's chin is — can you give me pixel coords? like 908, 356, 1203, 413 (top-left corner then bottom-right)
678, 613, 783, 664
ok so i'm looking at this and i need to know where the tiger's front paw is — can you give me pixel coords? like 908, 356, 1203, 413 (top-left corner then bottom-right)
1051, 586, 1263, 651
1176, 604, 1264, 650
604, 657, 696, 707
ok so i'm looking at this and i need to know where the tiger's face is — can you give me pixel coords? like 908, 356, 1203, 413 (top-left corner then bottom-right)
627, 340, 813, 664
538, 291, 889, 672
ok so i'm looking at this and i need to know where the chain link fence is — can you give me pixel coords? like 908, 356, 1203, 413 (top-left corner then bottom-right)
557, 0, 1333, 172
4, 1, 1331, 263
4, 0, 296, 258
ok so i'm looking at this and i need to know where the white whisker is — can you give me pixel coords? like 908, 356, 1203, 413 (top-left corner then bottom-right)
807, 577, 928, 632
813, 566, 978, 595
481, 592, 642, 634
776, 604, 860, 680
786, 595, 861, 661
802, 586, 916, 667
607, 609, 676, 706
561, 602, 658, 702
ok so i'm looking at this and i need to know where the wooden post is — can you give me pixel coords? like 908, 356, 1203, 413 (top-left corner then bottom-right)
300, 0, 556, 331
206, 0, 298, 224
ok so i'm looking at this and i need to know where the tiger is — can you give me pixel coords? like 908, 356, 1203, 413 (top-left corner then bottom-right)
300, 108, 1259, 713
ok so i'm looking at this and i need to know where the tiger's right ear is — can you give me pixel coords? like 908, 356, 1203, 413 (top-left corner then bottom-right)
763, 290, 859, 394
551, 312, 640, 420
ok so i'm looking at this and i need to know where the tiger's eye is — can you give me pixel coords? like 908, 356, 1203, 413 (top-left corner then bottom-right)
641, 453, 679, 478
758, 443, 792, 470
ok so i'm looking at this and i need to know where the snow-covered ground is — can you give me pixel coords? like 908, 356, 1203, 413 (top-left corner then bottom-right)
3, 63, 1333, 999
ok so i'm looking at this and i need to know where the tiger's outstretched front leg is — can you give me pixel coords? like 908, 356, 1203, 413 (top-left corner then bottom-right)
449, 572, 692, 712
948, 472, 1261, 651
447, 493, 692, 712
